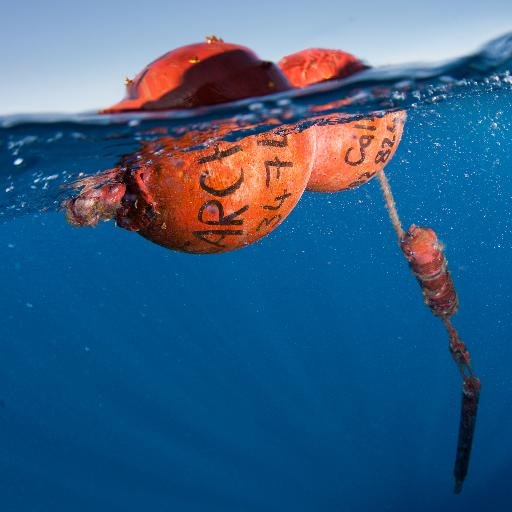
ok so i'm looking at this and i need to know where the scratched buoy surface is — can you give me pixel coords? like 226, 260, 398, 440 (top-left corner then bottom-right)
1, 33, 512, 512
121, 129, 314, 253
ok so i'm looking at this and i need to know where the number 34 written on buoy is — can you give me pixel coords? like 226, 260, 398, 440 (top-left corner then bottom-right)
63, 38, 479, 494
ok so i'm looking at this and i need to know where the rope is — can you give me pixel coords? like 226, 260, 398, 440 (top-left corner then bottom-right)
377, 169, 405, 241
442, 316, 475, 379
376, 166, 479, 494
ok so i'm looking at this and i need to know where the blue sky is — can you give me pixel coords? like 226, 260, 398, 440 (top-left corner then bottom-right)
1, 0, 511, 114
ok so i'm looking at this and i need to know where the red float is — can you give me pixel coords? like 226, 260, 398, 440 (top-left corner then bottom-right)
278, 48, 406, 192
102, 36, 291, 112
278, 47, 368, 87
65, 38, 314, 253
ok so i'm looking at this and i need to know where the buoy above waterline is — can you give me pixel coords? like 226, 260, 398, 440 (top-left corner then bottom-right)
103, 37, 292, 113
278, 48, 369, 87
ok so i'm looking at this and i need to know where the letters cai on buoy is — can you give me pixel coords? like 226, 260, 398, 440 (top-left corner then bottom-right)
278, 48, 406, 192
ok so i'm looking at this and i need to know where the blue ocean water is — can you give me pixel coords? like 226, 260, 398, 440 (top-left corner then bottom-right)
1, 34, 511, 511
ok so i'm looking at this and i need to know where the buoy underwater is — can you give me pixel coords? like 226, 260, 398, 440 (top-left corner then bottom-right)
65, 38, 315, 253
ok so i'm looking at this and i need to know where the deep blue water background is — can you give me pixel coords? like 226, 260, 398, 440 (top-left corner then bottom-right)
1, 39, 512, 511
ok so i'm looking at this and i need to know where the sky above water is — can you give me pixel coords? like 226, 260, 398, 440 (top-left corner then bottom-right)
1, 0, 511, 114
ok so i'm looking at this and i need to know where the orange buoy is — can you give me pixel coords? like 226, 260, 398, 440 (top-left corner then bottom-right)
122, 129, 313, 253
65, 39, 315, 253
278, 48, 369, 87
278, 48, 406, 192
305, 112, 405, 192
102, 37, 291, 113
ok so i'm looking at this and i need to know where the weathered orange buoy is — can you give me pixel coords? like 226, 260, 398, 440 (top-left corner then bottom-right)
65, 39, 315, 253
278, 47, 369, 87
103, 37, 291, 112
278, 49, 406, 192
122, 129, 313, 254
